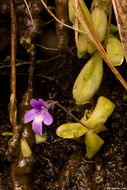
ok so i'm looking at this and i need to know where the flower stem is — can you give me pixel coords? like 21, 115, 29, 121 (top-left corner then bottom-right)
56, 102, 88, 128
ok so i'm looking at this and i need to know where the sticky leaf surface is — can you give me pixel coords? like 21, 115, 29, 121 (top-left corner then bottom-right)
73, 52, 103, 105
85, 96, 115, 128
85, 132, 104, 159
56, 123, 88, 138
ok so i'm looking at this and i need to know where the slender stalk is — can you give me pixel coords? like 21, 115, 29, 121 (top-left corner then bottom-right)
56, 102, 88, 128
71, 0, 127, 91
10, 0, 17, 129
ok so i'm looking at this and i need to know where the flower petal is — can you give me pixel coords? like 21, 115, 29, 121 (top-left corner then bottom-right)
24, 109, 40, 123
43, 110, 53, 126
39, 98, 49, 109
30, 99, 43, 109
32, 114, 44, 135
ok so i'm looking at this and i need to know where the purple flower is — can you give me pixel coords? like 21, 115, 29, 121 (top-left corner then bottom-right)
24, 98, 57, 135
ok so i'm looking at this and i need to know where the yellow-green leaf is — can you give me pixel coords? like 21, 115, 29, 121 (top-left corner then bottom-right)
56, 123, 88, 139
73, 52, 103, 105
85, 131, 104, 159
35, 134, 46, 144
78, 0, 94, 30
85, 96, 115, 128
91, 8, 107, 42
91, 0, 111, 16
21, 138, 32, 157
77, 34, 88, 58
92, 124, 108, 134
20, 36, 31, 45
68, 0, 94, 28
68, 0, 75, 24
106, 36, 124, 66
2, 132, 13, 136
9, 93, 15, 125
68, 0, 95, 57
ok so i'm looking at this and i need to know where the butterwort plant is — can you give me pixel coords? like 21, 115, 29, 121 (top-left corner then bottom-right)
24, 98, 57, 135
56, 96, 115, 159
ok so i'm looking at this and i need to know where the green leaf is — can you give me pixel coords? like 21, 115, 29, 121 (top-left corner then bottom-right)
123, 94, 127, 101
68, 0, 96, 57
68, 0, 94, 28
85, 131, 104, 159
77, 34, 88, 58
20, 36, 31, 45
21, 138, 32, 157
91, 0, 111, 16
85, 96, 115, 128
35, 134, 46, 144
110, 24, 118, 33
73, 52, 103, 105
92, 124, 108, 134
9, 93, 15, 125
77, 33, 96, 58
2, 132, 13, 136
56, 123, 88, 139
68, 0, 75, 24
78, 0, 94, 31
91, 8, 107, 42
106, 36, 124, 66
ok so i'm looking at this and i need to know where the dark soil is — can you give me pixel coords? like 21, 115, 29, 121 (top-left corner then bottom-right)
0, 52, 127, 190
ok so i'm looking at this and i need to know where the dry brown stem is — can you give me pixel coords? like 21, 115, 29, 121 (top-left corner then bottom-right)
39, 0, 87, 35
35, 43, 58, 51
74, 0, 79, 45
71, 0, 127, 91
23, 0, 36, 30
112, 0, 127, 63
10, 0, 17, 129
7, 0, 19, 163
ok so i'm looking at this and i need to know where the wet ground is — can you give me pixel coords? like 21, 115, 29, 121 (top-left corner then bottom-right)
0, 53, 127, 190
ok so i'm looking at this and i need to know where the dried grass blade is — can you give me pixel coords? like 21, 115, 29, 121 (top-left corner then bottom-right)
39, 0, 87, 36
112, 0, 127, 63
23, 0, 36, 30
74, 0, 79, 45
